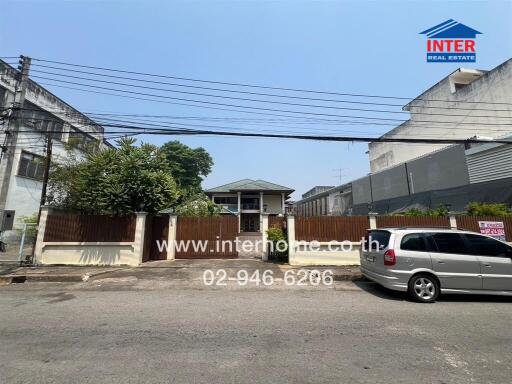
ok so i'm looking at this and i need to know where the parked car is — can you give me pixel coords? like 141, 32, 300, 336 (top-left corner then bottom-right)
360, 228, 512, 303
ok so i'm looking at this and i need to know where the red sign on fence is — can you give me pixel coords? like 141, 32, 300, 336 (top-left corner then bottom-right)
478, 221, 506, 241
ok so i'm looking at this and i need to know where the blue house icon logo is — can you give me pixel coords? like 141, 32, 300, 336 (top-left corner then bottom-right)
420, 20, 482, 62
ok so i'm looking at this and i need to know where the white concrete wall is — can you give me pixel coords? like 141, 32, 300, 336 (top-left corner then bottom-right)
369, 59, 512, 173
39, 244, 139, 266
291, 243, 361, 266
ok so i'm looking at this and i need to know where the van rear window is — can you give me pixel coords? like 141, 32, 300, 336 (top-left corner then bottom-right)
366, 230, 391, 251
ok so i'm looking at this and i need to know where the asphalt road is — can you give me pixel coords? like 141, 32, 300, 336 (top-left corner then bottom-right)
0, 281, 511, 384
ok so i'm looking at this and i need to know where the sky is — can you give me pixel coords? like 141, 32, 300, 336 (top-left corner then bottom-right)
2, 0, 511, 200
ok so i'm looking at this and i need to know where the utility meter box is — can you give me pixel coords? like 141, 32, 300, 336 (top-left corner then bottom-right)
0, 210, 15, 231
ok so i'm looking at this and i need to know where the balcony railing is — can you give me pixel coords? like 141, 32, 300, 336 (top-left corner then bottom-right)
241, 203, 260, 210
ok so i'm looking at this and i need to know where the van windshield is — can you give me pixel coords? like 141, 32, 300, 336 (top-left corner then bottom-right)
365, 230, 391, 251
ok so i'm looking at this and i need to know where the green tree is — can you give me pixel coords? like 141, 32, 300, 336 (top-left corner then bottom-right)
175, 194, 221, 217
160, 141, 213, 196
48, 138, 180, 215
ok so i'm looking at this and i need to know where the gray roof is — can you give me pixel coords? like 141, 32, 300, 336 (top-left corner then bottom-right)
205, 179, 294, 194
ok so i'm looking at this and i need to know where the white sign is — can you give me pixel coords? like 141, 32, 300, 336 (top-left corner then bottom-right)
478, 221, 506, 241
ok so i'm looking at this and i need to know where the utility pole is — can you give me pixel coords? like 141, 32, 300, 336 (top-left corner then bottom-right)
0, 55, 31, 212
38, 133, 52, 214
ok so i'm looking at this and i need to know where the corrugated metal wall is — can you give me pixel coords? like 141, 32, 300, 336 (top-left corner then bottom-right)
467, 145, 512, 183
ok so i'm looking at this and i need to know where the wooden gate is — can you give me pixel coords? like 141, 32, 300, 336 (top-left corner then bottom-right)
175, 216, 238, 259
142, 215, 169, 262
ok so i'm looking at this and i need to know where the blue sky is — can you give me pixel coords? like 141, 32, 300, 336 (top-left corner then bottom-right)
2, 0, 511, 199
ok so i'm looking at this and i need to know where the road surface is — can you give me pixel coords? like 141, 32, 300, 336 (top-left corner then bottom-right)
0, 280, 511, 383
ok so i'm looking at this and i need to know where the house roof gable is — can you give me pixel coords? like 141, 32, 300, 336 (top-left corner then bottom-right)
205, 179, 294, 193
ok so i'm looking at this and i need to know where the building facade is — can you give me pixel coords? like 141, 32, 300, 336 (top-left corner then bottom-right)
295, 58, 512, 216
205, 179, 293, 233
369, 59, 512, 173
0, 60, 108, 227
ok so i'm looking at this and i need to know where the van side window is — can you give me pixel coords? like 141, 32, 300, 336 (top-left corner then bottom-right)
431, 233, 468, 254
464, 234, 511, 257
400, 234, 427, 252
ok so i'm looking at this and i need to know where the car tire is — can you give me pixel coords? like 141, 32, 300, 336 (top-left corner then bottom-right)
408, 274, 440, 303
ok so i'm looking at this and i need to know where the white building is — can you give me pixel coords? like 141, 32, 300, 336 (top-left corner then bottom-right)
369, 59, 512, 173
0, 60, 108, 226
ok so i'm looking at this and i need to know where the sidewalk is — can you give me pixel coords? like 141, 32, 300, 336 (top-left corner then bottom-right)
0, 259, 362, 285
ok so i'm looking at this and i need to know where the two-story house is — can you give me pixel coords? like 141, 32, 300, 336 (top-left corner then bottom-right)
205, 179, 294, 233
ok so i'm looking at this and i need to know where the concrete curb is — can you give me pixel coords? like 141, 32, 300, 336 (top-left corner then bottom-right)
0, 274, 85, 284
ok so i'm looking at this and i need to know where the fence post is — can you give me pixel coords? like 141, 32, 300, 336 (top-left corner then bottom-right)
368, 212, 378, 229
167, 215, 177, 260
33, 205, 50, 265
261, 213, 269, 261
286, 215, 296, 265
449, 213, 457, 229
133, 212, 148, 264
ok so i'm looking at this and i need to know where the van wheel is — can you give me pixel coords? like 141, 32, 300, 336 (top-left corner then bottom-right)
408, 274, 439, 303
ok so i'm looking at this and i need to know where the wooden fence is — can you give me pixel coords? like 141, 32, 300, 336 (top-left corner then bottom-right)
455, 216, 512, 241
376, 216, 450, 229
295, 216, 369, 242
175, 216, 238, 259
143, 215, 170, 262
43, 214, 136, 242
269, 215, 286, 230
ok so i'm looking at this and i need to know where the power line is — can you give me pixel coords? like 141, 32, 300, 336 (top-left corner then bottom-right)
32, 82, 512, 135
19, 114, 512, 138
27, 64, 512, 113
28, 69, 512, 119
28, 75, 512, 126
14, 122, 512, 145
28, 57, 512, 106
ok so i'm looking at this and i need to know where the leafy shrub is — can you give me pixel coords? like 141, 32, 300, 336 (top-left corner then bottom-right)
400, 205, 449, 217
466, 202, 511, 217
266, 226, 288, 261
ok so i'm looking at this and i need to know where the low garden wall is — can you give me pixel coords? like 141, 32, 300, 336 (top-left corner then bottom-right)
34, 207, 148, 266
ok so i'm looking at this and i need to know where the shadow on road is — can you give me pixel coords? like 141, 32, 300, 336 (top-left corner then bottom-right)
438, 294, 512, 303
355, 278, 512, 303
354, 279, 408, 301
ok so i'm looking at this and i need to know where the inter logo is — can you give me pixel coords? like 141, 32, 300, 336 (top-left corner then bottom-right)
420, 19, 482, 63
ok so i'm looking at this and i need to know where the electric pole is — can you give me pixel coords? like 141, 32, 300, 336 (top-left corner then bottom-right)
0, 55, 31, 212
38, 134, 52, 213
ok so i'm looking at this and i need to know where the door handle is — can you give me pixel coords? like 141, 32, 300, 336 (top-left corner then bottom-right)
482, 263, 491, 267
436, 260, 445, 264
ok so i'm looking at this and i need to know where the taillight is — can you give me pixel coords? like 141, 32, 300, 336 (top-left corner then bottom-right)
383, 249, 396, 266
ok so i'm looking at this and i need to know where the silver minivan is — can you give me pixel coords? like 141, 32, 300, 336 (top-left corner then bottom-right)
360, 228, 512, 302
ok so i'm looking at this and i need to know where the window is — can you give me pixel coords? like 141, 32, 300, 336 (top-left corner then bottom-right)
465, 234, 512, 257
365, 230, 391, 251
68, 127, 97, 150
401, 234, 427, 252
17, 151, 44, 180
431, 233, 468, 254
23, 102, 64, 141
214, 196, 237, 205
0, 86, 6, 107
